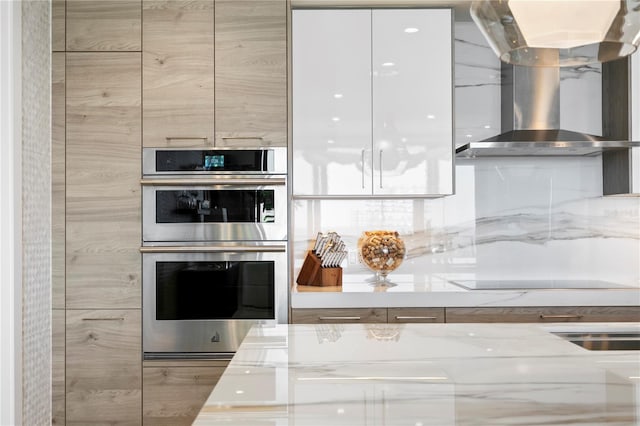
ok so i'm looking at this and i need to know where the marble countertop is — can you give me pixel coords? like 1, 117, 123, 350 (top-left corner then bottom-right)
291, 272, 640, 308
194, 322, 640, 425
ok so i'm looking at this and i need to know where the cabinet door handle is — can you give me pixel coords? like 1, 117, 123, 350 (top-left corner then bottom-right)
379, 149, 383, 189
539, 314, 583, 320
81, 317, 125, 321
165, 136, 209, 141
221, 136, 264, 140
361, 149, 366, 189
394, 316, 438, 321
318, 316, 361, 321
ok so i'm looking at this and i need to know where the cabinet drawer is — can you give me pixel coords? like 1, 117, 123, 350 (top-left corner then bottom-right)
445, 306, 640, 323
291, 308, 387, 324
66, 309, 141, 424
388, 308, 445, 323
143, 363, 227, 426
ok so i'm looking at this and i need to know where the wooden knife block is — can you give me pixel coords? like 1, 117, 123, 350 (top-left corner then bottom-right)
296, 251, 342, 287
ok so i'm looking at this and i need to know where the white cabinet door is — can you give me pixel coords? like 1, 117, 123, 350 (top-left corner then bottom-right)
292, 10, 372, 196
372, 9, 453, 196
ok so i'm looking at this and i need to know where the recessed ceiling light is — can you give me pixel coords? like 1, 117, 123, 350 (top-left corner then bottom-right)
466, 134, 473, 138
327, 139, 335, 144
484, 125, 491, 129
235, 390, 244, 394
427, 114, 435, 119
404, 27, 419, 33
334, 93, 343, 99
332, 117, 340, 122
382, 62, 395, 67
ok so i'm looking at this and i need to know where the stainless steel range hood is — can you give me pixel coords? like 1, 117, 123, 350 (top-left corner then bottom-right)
456, 62, 640, 157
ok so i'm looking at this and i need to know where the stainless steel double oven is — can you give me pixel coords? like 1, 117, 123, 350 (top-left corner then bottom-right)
141, 147, 287, 358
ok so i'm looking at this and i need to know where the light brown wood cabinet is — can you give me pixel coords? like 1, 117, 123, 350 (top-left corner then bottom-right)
143, 360, 229, 426
142, 0, 215, 148
292, 306, 637, 324
52, 310, 66, 426
214, 0, 287, 147
66, 0, 141, 51
66, 310, 142, 425
52, 0, 65, 52
52, 52, 65, 310
65, 52, 141, 309
445, 306, 640, 323
290, 308, 388, 324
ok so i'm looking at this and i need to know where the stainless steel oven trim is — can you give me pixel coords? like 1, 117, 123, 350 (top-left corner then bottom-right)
142, 244, 287, 354
142, 181, 287, 242
143, 146, 287, 176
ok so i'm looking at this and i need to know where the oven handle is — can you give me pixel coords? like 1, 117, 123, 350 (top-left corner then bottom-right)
140, 177, 286, 186
140, 244, 287, 253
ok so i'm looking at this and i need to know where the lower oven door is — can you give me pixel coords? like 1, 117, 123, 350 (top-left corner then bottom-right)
141, 242, 287, 357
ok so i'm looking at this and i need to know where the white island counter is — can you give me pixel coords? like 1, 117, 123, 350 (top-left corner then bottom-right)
193, 322, 640, 425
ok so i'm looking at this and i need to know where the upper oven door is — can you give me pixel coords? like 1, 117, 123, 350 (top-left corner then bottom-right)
142, 176, 287, 242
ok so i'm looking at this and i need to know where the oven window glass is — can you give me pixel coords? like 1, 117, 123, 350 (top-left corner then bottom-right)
156, 190, 275, 223
155, 261, 275, 320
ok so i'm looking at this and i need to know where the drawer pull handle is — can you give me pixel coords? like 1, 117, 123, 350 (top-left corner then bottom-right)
165, 136, 208, 141
395, 316, 438, 320
221, 136, 264, 140
539, 314, 583, 320
140, 177, 286, 186
318, 316, 361, 321
81, 318, 125, 321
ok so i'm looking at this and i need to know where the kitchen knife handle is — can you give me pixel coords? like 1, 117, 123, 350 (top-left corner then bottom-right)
318, 316, 361, 321
538, 314, 583, 320
379, 150, 383, 189
361, 149, 366, 189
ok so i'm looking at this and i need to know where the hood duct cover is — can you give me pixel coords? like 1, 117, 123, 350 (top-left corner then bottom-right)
456, 63, 639, 157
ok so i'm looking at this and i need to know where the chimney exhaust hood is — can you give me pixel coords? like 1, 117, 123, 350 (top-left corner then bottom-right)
456, 62, 640, 158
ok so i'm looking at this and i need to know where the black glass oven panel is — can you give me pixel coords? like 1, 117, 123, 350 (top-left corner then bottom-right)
156, 261, 275, 320
156, 190, 275, 223
156, 150, 268, 172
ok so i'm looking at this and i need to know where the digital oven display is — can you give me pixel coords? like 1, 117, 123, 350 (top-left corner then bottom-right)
204, 154, 224, 169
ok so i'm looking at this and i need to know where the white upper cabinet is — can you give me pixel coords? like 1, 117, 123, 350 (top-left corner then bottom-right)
293, 10, 373, 196
372, 9, 453, 196
292, 8, 453, 197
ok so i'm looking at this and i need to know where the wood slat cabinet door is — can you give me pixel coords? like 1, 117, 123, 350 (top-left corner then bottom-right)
52, 310, 66, 426
52, 52, 65, 310
290, 308, 387, 324
143, 0, 215, 148
52, 0, 65, 52
66, 0, 141, 51
66, 53, 141, 309
388, 307, 445, 323
445, 306, 640, 323
214, 0, 287, 147
66, 310, 141, 425
143, 360, 228, 426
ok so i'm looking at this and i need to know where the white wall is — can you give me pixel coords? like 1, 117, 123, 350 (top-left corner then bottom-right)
0, 1, 23, 425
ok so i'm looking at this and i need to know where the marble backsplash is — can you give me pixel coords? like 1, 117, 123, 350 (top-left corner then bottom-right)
292, 157, 640, 287
291, 22, 639, 288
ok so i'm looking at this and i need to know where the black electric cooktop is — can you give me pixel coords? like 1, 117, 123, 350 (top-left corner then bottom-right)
449, 279, 631, 290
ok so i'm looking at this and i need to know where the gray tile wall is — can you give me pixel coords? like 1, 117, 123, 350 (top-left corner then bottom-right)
21, 0, 51, 424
